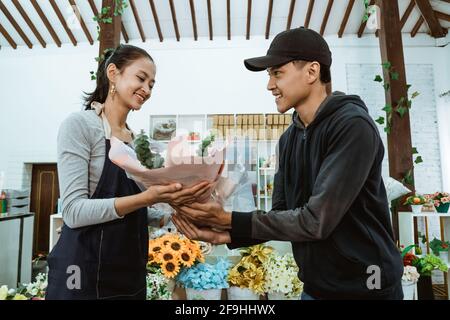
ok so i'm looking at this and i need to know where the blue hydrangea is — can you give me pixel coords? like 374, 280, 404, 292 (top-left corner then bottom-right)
176, 258, 231, 290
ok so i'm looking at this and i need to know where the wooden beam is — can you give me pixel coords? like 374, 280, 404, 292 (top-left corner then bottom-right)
12, 0, 45, 48
376, 0, 415, 241
49, 0, 77, 46
265, 0, 274, 39
435, 10, 450, 22
168, 0, 180, 41
357, 0, 374, 37
246, 0, 252, 40
0, 1, 33, 48
400, 0, 415, 29
88, 0, 128, 43
227, 0, 231, 40
31, 0, 61, 47
129, 0, 145, 42
68, 0, 93, 45
338, 0, 355, 38
411, 16, 424, 37
0, 23, 17, 49
320, 0, 334, 36
99, 0, 121, 56
414, 0, 446, 37
149, 0, 163, 42
286, 0, 296, 30
304, 0, 315, 28
189, 0, 198, 41
207, 0, 213, 40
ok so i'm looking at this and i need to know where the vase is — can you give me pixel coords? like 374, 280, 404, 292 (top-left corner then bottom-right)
436, 203, 450, 213
411, 205, 423, 214
267, 291, 300, 300
439, 251, 449, 265
185, 288, 222, 300
401, 281, 417, 300
417, 275, 434, 300
227, 287, 260, 300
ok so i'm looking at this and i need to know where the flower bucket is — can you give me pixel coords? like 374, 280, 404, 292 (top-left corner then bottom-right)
401, 281, 417, 300
411, 205, 423, 214
436, 203, 450, 213
185, 288, 222, 300
227, 287, 260, 300
417, 276, 434, 300
267, 291, 300, 300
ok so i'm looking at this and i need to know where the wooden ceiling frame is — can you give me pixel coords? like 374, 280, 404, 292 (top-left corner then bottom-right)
338, 0, 355, 38
207, 0, 213, 40
357, 0, 374, 38
0, 1, 33, 48
265, 0, 274, 39
320, 0, 334, 36
129, 0, 145, 42
246, 0, 252, 40
189, 0, 198, 41
286, 0, 296, 30
414, 0, 446, 38
49, 0, 77, 46
149, 0, 163, 42
0, 22, 17, 49
31, 0, 61, 47
12, 0, 46, 48
68, 0, 93, 45
304, 0, 315, 28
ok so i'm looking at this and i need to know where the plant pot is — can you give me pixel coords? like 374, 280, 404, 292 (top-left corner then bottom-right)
227, 287, 260, 300
267, 291, 300, 300
185, 288, 222, 300
401, 281, 417, 300
439, 251, 449, 264
436, 203, 450, 213
411, 205, 423, 214
417, 275, 434, 300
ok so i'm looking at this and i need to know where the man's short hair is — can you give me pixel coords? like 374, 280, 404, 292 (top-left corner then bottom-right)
293, 60, 331, 84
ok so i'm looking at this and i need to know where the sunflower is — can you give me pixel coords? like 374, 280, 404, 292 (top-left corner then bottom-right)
159, 247, 179, 263
169, 239, 183, 252
161, 260, 180, 278
148, 240, 163, 255
179, 249, 195, 267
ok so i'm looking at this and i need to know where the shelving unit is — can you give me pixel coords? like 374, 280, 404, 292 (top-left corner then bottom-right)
399, 211, 450, 299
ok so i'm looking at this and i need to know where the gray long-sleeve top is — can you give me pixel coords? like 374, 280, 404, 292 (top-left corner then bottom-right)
57, 103, 164, 228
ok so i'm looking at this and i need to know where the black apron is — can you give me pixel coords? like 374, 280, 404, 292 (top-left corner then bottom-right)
46, 139, 148, 300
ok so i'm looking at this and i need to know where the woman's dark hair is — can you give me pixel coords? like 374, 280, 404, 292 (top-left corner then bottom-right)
84, 44, 154, 110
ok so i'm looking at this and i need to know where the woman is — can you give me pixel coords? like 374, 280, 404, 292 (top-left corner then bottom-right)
46, 44, 210, 300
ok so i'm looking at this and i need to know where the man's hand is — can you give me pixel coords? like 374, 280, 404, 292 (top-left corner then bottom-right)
171, 214, 231, 244
173, 200, 232, 229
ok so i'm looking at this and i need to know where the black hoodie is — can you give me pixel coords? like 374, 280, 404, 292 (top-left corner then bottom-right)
229, 92, 404, 299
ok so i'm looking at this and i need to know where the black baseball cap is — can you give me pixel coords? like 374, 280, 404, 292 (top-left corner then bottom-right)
244, 27, 332, 72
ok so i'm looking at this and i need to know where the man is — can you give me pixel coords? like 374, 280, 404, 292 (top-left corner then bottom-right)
172, 27, 404, 300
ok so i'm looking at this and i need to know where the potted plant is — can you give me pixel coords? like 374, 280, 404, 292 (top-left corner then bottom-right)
176, 258, 231, 300
429, 238, 450, 264
401, 245, 448, 300
404, 194, 426, 213
430, 192, 450, 213
263, 253, 303, 300
227, 244, 273, 300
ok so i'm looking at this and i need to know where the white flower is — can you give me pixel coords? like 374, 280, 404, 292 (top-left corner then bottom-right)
0, 285, 9, 300
402, 265, 420, 284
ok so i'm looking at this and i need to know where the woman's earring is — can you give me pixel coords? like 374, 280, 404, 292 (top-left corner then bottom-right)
110, 84, 116, 96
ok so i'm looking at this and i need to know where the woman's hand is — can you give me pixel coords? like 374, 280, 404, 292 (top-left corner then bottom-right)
173, 200, 232, 229
142, 181, 213, 206
171, 214, 231, 244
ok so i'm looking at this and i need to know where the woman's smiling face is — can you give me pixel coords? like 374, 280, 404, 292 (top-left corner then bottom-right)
110, 57, 156, 111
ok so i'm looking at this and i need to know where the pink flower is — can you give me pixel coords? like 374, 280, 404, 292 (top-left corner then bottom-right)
442, 197, 450, 204
435, 200, 441, 207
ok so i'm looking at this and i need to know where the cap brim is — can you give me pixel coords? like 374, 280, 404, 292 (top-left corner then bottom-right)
244, 55, 293, 72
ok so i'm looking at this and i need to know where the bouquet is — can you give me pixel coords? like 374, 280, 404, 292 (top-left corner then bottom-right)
176, 258, 231, 290
228, 244, 273, 295
401, 245, 447, 276
148, 232, 204, 278
0, 273, 47, 300
402, 265, 420, 284
263, 253, 303, 298
109, 132, 228, 203
146, 267, 173, 300
429, 192, 450, 209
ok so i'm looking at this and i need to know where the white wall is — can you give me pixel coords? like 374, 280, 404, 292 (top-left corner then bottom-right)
0, 34, 449, 193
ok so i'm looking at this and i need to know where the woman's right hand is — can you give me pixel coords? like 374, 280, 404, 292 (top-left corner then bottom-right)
142, 181, 212, 207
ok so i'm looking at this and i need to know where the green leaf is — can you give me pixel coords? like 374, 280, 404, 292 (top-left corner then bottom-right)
412, 147, 418, 155
411, 91, 420, 99
383, 82, 390, 91
375, 117, 385, 125
406, 84, 412, 91
384, 126, 391, 134
374, 75, 383, 82
382, 104, 392, 113
415, 156, 423, 165
391, 72, 399, 80
396, 106, 408, 118
382, 61, 392, 70
401, 244, 417, 258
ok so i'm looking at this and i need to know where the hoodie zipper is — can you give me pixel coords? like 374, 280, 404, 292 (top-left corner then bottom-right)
301, 128, 309, 206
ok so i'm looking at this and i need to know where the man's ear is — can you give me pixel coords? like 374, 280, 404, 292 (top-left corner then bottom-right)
307, 61, 321, 84
106, 63, 118, 83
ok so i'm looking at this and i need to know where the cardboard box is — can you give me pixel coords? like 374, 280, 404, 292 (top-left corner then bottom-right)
248, 115, 254, 125
273, 115, 279, 125
259, 115, 265, 125
267, 114, 273, 125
